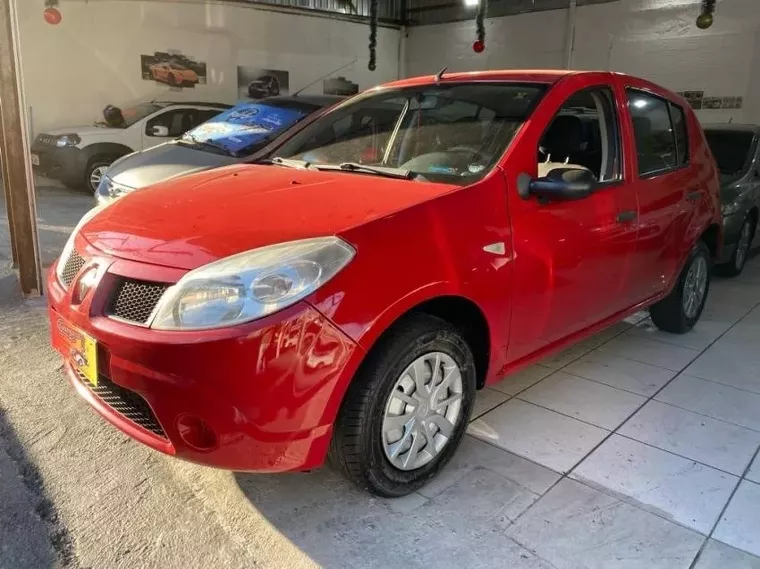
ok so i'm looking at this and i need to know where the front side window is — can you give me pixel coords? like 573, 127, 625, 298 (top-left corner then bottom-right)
272, 83, 547, 185
626, 89, 678, 176
538, 86, 621, 183
147, 109, 198, 138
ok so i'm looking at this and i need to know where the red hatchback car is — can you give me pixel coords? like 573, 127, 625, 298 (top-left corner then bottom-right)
49, 70, 721, 497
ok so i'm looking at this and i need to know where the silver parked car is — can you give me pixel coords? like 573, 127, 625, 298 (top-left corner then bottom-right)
96, 95, 343, 204
703, 124, 760, 276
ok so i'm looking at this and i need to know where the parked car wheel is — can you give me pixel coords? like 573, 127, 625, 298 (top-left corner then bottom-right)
650, 240, 711, 334
329, 314, 476, 497
86, 157, 115, 193
718, 214, 756, 277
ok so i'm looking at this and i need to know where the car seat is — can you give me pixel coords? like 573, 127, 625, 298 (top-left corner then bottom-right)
538, 115, 593, 178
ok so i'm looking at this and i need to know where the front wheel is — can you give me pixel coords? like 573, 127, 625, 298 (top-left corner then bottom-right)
329, 314, 476, 497
650, 241, 711, 334
86, 158, 113, 193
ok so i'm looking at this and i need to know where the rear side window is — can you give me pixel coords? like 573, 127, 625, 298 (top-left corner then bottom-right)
670, 103, 689, 166
626, 89, 680, 176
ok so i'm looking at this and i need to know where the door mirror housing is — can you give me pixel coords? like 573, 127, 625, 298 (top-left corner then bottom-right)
149, 125, 170, 137
521, 167, 596, 201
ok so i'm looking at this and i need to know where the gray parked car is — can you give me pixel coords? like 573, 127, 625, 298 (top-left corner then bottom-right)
96, 95, 343, 204
703, 123, 760, 276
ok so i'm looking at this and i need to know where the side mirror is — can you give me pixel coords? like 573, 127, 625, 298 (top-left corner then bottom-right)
149, 125, 170, 137
519, 167, 596, 201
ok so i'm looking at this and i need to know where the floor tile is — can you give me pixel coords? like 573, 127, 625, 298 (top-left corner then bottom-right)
598, 335, 700, 371
747, 453, 760, 484
656, 375, 760, 432
618, 400, 760, 475
471, 388, 510, 419
572, 434, 737, 534
626, 318, 730, 351
694, 539, 760, 569
564, 351, 676, 396
519, 371, 646, 430
468, 399, 608, 473
713, 480, 760, 557
489, 364, 554, 396
418, 435, 561, 499
428, 467, 539, 529
507, 478, 704, 569
539, 322, 630, 370
684, 340, 760, 395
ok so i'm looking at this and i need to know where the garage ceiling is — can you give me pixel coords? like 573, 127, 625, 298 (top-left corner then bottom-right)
234, 0, 620, 25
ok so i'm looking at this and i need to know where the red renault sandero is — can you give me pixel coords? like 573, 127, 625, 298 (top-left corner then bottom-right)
49, 70, 721, 497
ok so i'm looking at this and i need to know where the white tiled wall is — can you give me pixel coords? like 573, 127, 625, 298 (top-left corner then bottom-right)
404, 0, 760, 124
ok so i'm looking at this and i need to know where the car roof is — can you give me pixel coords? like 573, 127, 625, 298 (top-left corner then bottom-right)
702, 123, 760, 133
153, 101, 232, 110
265, 94, 346, 108
381, 69, 579, 90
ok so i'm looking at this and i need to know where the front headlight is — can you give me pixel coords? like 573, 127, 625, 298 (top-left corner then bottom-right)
55, 203, 108, 285
150, 237, 355, 330
721, 202, 742, 216
55, 134, 81, 148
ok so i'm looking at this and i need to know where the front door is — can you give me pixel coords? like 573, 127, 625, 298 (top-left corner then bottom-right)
142, 108, 201, 150
505, 78, 639, 362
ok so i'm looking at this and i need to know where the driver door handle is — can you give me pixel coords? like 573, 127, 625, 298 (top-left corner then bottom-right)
686, 190, 701, 202
616, 210, 637, 223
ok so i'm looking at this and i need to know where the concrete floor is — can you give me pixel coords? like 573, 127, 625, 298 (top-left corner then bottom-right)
1, 182, 760, 569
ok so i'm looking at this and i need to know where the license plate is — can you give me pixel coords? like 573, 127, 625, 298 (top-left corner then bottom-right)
30, 154, 40, 166
56, 318, 98, 387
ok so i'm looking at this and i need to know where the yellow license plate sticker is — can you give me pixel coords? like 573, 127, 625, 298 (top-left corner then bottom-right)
57, 318, 98, 387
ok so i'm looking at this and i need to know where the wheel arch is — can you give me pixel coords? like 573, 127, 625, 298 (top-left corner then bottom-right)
700, 222, 722, 261
81, 142, 134, 165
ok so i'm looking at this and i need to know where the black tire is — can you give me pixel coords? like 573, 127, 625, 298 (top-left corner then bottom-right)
84, 157, 114, 193
650, 240, 711, 334
329, 313, 476, 497
717, 215, 755, 277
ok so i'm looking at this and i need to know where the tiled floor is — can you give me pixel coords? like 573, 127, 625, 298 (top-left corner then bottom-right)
465, 257, 760, 567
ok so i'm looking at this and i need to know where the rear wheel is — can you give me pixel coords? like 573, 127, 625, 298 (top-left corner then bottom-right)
650, 241, 711, 334
329, 314, 476, 497
718, 215, 755, 277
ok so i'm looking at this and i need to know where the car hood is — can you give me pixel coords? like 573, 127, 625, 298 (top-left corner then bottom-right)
43, 125, 114, 137
82, 164, 456, 270
107, 142, 237, 190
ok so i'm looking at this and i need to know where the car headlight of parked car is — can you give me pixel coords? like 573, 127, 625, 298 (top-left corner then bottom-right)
150, 237, 356, 330
55, 203, 108, 285
721, 201, 742, 216
55, 134, 81, 148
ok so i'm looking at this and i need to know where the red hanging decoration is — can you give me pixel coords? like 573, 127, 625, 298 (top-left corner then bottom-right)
44, 7, 62, 25
473, 0, 488, 53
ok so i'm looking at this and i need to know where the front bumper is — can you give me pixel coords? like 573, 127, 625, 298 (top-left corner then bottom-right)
31, 142, 84, 184
47, 239, 363, 472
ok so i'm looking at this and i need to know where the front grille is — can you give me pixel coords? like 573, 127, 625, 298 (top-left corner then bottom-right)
107, 278, 169, 324
60, 249, 85, 288
74, 369, 166, 438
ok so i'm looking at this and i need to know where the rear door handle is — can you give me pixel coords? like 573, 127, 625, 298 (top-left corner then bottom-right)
616, 210, 637, 223
686, 191, 701, 202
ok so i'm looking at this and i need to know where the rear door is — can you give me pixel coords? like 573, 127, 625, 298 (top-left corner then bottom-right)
622, 85, 696, 303
505, 75, 640, 362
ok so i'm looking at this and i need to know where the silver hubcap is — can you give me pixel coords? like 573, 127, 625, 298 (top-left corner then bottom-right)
89, 166, 108, 191
683, 255, 708, 319
735, 220, 752, 270
382, 352, 463, 471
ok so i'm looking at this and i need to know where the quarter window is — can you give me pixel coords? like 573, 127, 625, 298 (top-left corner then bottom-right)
626, 89, 680, 176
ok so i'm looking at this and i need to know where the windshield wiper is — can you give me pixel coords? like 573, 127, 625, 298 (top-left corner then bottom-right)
180, 135, 237, 157
313, 162, 415, 180
259, 157, 312, 169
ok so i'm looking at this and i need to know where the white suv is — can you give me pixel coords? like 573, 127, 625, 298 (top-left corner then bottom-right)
31, 100, 230, 193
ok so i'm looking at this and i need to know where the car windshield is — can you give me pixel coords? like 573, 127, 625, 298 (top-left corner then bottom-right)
105, 103, 162, 128
271, 82, 546, 185
181, 100, 318, 156
704, 129, 755, 177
